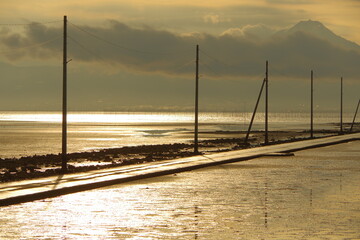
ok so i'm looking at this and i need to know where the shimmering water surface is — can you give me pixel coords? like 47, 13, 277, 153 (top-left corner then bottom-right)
1, 141, 359, 239
0, 111, 350, 158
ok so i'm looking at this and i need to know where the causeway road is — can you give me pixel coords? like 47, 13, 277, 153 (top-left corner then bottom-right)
1, 132, 359, 206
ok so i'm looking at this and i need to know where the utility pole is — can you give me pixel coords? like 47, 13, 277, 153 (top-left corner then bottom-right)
62, 15, 68, 172
194, 44, 199, 154
244, 78, 266, 144
311, 70, 314, 138
350, 99, 360, 132
265, 60, 269, 144
340, 77, 343, 134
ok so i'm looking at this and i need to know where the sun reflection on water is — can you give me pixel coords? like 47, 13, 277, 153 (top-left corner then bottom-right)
0, 112, 195, 124
1, 141, 359, 239
0, 111, 354, 124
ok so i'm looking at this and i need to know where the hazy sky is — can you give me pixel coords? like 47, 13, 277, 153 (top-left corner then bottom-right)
1, 0, 360, 41
0, 0, 359, 112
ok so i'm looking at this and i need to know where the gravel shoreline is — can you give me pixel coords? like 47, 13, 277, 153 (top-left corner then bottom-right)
0, 129, 356, 182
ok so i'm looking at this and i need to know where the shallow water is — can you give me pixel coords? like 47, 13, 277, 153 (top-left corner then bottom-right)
0, 111, 348, 158
1, 141, 359, 239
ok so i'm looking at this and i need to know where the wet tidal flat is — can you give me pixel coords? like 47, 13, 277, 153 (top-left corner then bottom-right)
1, 141, 359, 239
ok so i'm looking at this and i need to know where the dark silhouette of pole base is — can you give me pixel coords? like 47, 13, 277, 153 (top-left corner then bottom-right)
244, 78, 266, 144
350, 99, 360, 132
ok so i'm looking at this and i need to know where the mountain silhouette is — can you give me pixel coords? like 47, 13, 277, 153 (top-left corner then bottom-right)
274, 20, 360, 52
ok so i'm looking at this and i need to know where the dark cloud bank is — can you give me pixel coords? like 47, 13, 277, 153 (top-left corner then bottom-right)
1, 19, 360, 80
0, 20, 359, 112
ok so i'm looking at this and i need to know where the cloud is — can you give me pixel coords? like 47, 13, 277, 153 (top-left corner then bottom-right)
266, 0, 313, 4
0, 22, 62, 61
203, 14, 221, 24
1, 20, 360, 81
1, 1, 359, 46
203, 14, 231, 24
221, 24, 275, 40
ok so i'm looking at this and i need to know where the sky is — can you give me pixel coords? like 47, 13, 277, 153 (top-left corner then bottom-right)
0, 0, 359, 112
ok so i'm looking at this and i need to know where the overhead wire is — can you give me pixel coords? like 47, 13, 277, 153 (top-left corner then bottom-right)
68, 21, 191, 56
199, 48, 240, 78
200, 62, 222, 77
0, 20, 62, 26
200, 56, 267, 82
68, 33, 197, 75
67, 36, 107, 62
200, 47, 273, 83
199, 48, 237, 78
0, 36, 62, 54
171, 59, 195, 74
200, 49, 234, 69
0, 19, 271, 82
68, 21, 148, 54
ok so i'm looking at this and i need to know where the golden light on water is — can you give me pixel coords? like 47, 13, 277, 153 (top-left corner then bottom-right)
0, 142, 359, 239
0, 111, 353, 124
0, 111, 356, 159
0, 112, 196, 124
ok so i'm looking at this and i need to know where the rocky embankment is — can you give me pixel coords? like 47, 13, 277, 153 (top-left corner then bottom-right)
0, 129, 347, 182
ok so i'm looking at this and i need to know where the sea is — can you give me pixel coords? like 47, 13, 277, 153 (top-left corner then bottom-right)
1, 141, 359, 239
0, 111, 352, 159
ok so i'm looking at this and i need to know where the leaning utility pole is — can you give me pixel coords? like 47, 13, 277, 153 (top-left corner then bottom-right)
350, 99, 360, 132
265, 60, 269, 144
62, 15, 68, 172
244, 78, 266, 144
310, 70, 314, 138
340, 77, 343, 134
194, 44, 199, 154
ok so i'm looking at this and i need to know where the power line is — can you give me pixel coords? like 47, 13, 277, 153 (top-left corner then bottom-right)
0, 36, 61, 54
201, 59, 268, 82
70, 34, 195, 75
200, 49, 234, 69
68, 21, 191, 56
171, 59, 194, 73
69, 22, 146, 54
200, 49, 272, 81
0, 20, 62, 26
200, 62, 221, 77
68, 36, 106, 62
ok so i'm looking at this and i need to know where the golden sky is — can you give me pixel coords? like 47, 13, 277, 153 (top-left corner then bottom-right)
0, 0, 359, 111
1, 0, 359, 43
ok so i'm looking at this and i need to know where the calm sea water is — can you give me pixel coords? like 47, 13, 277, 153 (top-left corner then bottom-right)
0, 111, 351, 158
1, 141, 359, 239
